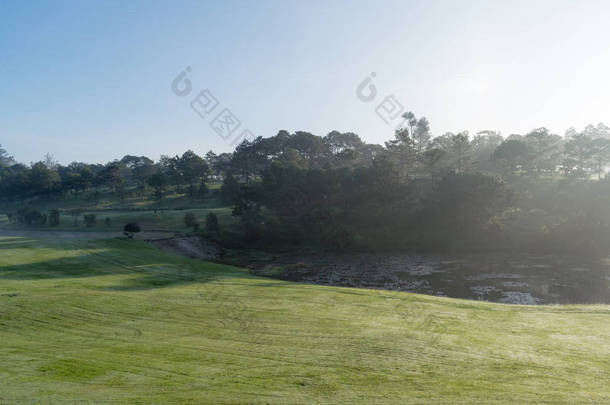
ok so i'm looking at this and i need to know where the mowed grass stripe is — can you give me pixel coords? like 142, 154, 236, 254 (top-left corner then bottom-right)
0, 237, 608, 403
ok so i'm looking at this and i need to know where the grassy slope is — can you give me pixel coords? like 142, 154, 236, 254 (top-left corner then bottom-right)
0, 237, 608, 403
0, 185, 237, 233
0, 207, 236, 233
0, 184, 223, 213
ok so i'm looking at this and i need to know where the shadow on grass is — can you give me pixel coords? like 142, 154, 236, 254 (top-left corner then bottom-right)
0, 238, 243, 291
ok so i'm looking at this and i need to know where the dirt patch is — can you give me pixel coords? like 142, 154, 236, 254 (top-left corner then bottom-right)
253, 252, 610, 305
149, 236, 222, 260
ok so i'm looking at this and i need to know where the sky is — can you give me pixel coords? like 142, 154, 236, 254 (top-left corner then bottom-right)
3, 0, 610, 164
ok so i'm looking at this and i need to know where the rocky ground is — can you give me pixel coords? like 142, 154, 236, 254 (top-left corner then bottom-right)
255, 252, 610, 305
149, 235, 222, 260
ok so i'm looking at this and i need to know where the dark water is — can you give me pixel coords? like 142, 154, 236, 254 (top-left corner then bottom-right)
262, 252, 610, 304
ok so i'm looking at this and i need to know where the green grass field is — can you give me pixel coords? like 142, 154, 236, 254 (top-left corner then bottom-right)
0, 184, 223, 213
0, 237, 608, 403
0, 207, 236, 234
0, 185, 238, 235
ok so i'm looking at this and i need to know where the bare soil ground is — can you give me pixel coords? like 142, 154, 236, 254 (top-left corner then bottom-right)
254, 252, 610, 305
149, 235, 222, 260
4, 228, 607, 305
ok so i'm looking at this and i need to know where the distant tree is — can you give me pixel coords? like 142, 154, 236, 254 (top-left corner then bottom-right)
205, 212, 220, 234
449, 132, 472, 173
184, 212, 198, 229
97, 162, 124, 191
70, 208, 83, 226
48, 209, 60, 227
383, 112, 432, 177
582, 122, 610, 139
324, 131, 364, 155
78, 167, 95, 195
197, 180, 209, 199
412, 117, 431, 154
159, 155, 180, 186
42, 153, 59, 170
83, 214, 96, 227
127, 156, 156, 198
220, 173, 240, 204
491, 139, 532, 175
277, 148, 308, 169
104, 217, 112, 227
286, 132, 328, 169
588, 137, 610, 179
427, 131, 472, 173
147, 173, 167, 201
90, 189, 101, 205
187, 183, 197, 198
422, 148, 448, 174
385, 127, 415, 178
203, 150, 220, 178
524, 127, 562, 176
563, 134, 610, 179
120, 155, 154, 170
231, 138, 269, 182
213, 152, 234, 176
28, 162, 60, 197
116, 182, 128, 203
471, 131, 503, 171
17, 207, 47, 226
564, 127, 578, 140
427, 172, 513, 239
390, 111, 417, 145
563, 135, 593, 178
123, 223, 141, 238
0, 145, 15, 167
178, 150, 210, 187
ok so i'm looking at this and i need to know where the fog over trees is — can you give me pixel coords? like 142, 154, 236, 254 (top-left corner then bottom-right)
4, 116, 610, 253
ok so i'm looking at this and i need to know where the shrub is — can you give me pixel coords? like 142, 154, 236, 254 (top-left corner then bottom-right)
83, 214, 96, 227
198, 181, 209, 198
123, 222, 141, 238
70, 208, 82, 225
184, 212, 197, 229
16, 208, 47, 226
205, 212, 220, 233
220, 174, 240, 204
187, 184, 197, 198
48, 209, 60, 227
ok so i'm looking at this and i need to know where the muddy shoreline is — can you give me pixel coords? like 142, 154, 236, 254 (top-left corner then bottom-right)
253, 252, 610, 305
3, 229, 607, 305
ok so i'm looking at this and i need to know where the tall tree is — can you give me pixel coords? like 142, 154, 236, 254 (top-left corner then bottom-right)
471, 130, 503, 171
97, 162, 124, 191
491, 139, 532, 175
177, 150, 209, 188
427, 131, 472, 173
0, 145, 15, 167
524, 128, 562, 176
412, 117, 431, 154
147, 172, 167, 201
29, 162, 60, 197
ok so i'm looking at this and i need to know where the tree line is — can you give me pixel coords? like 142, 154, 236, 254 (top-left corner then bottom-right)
4, 114, 610, 253
2, 117, 610, 202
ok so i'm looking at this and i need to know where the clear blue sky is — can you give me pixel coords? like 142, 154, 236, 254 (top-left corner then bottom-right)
3, 0, 610, 164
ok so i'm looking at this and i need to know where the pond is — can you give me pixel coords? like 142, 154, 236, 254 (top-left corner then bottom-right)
258, 252, 610, 305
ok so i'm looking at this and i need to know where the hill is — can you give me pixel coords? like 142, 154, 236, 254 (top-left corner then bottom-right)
0, 237, 608, 403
